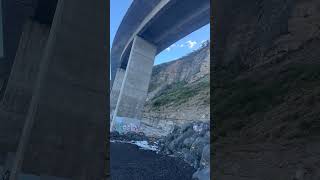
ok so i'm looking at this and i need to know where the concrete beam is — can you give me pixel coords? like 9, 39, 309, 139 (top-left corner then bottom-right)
118, 0, 171, 64
112, 36, 156, 129
110, 0, 161, 84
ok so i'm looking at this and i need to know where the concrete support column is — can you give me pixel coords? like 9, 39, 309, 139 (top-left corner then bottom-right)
0, 0, 4, 57
0, 20, 49, 114
0, 19, 50, 159
112, 36, 156, 129
9, 0, 108, 179
110, 68, 125, 119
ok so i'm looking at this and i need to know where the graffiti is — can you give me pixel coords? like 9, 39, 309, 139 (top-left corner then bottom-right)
193, 123, 209, 132
112, 116, 141, 134
122, 123, 139, 132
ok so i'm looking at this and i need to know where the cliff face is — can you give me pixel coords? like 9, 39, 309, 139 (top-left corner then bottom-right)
213, 0, 320, 76
213, 0, 320, 179
142, 42, 210, 131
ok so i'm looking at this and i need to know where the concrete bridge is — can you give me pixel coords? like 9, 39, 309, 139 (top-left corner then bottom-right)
110, 0, 210, 129
0, 0, 107, 179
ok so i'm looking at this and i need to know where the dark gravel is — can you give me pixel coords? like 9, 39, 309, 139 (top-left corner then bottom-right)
110, 142, 196, 180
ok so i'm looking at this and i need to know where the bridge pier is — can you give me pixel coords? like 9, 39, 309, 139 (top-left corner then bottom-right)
110, 68, 125, 119
111, 36, 156, 131
7, 0, 108, 179
0, 19, 50, 163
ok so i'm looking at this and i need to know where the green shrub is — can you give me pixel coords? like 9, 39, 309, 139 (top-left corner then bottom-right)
151, 78, 209, 109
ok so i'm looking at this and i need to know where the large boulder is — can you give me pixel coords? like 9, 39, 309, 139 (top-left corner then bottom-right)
110, 131, 148, 141
169, 128, 194, 151
190, 137, 208, 158
180, 123, 194, 133
181, 148, 199, 168
172, 125, 180, 134
126, 131, 148, 141
183, 135, 197, 148
193, 122, 210, 136
158, 122, 210, 177
205, 131, 210, 139
192, 167, 210, 180
200, 145, 210, 168
110, 131, 121, 139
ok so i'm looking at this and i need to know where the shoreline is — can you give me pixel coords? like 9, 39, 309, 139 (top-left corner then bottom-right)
110, 142, 196, 180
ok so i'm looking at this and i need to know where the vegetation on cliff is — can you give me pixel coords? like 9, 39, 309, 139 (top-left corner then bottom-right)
213, 39, 320, 142
143, 42, 210, 122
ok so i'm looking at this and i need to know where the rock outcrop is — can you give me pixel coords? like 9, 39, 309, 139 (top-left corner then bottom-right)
213, 0, 320, 179
142, 42, 210, 135
213, 0, 320, 76
159, 122, 210, 180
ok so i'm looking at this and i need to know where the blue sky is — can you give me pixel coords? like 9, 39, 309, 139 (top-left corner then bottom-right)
110, 0, 210, 65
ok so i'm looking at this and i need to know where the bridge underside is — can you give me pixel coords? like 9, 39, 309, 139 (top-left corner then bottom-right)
110, 0, 210, 132
111, 0, 210, 84
0, 0, 58, 100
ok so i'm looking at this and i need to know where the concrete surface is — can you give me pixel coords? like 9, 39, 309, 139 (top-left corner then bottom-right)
0, 20, 50, 160
0, 0, 108, 179
111, 0, 210, 84
110, 0, 161, 83
110, 68, 125, 119
0, 0, 4, 57
112, 36, 156, 125
0, 0, 58, 95
16, 0, 108, 179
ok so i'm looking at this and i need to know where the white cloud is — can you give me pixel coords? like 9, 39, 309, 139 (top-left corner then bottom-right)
166, 44, 177, 51
201, 40, 206, 43
186, 40, 197, 48
179, 44, 184, 47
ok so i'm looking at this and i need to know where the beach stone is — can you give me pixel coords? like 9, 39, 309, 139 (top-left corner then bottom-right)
200, 145, 210, 168
192, 167, 210, 180
190, 137, 207, 158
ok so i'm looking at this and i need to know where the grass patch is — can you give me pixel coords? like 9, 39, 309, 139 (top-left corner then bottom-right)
213, 62, 320, 136
215, 63, 320, 119
151, 77, 209, 109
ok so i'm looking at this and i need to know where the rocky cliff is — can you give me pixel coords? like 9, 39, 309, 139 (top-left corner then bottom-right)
213, 0, 320, 179
141, 41, 210, 135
